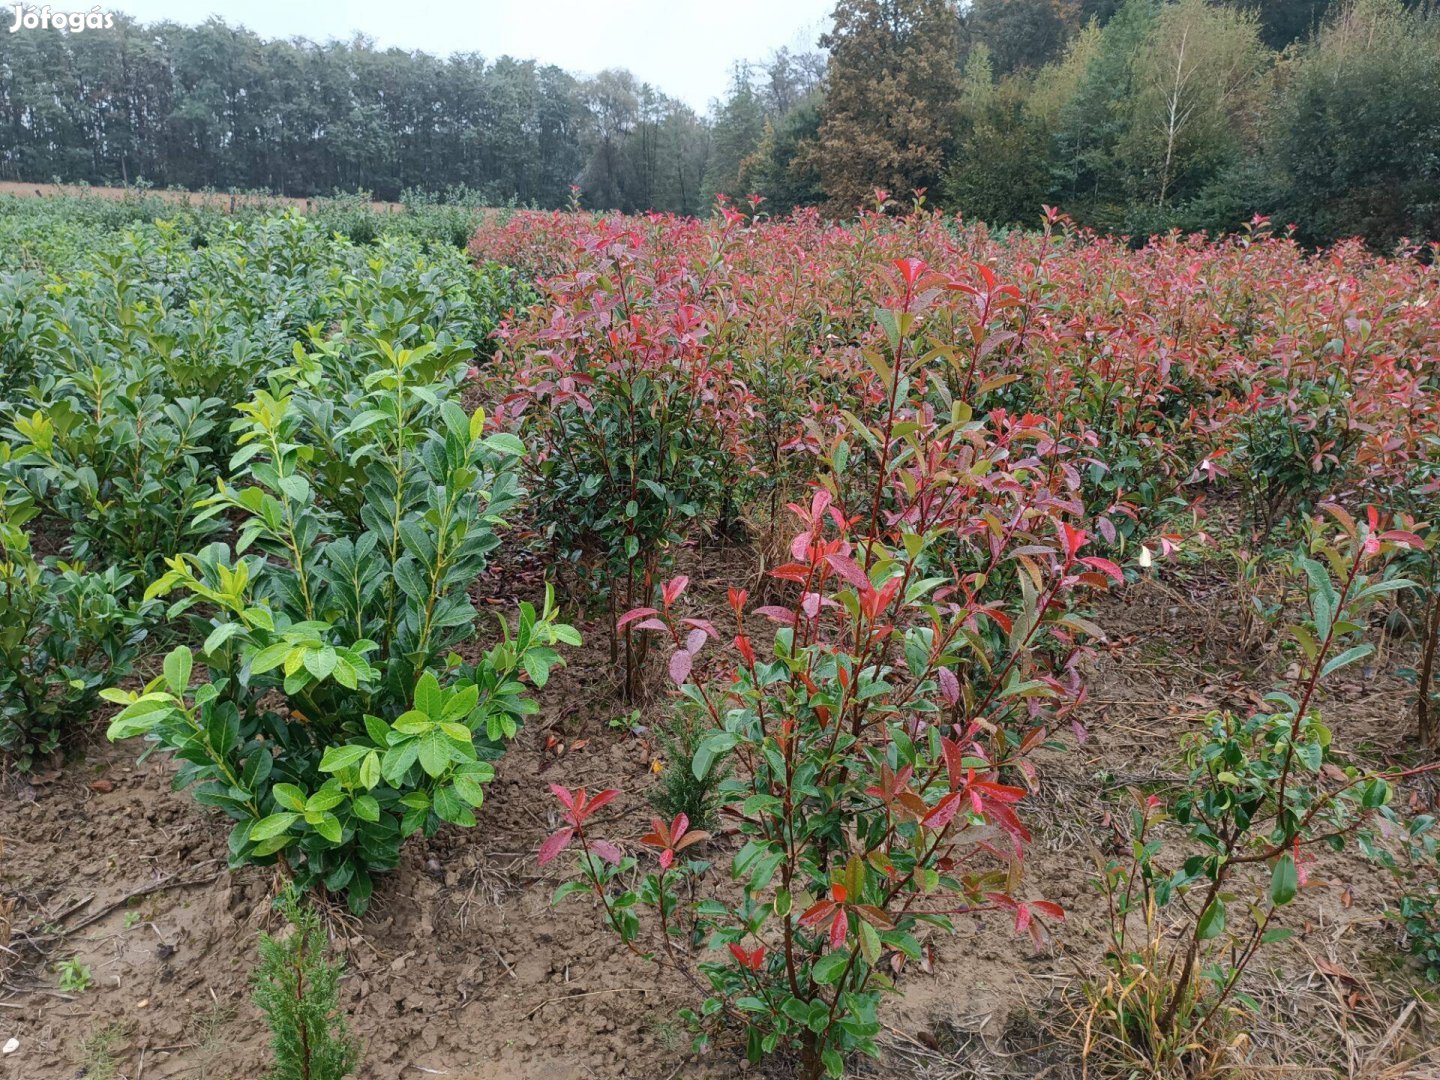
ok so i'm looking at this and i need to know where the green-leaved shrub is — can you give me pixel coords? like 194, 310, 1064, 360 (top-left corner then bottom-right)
0, 468, 150, 771
105, 292, 577, 911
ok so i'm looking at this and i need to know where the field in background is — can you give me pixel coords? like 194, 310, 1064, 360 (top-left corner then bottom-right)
0, 180, 404, 213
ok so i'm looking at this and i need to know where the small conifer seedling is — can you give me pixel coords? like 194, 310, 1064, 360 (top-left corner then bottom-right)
253, 890, 361, 1080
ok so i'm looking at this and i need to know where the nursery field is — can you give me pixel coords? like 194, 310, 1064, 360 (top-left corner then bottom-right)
0, 182, 403, 214
1, 194, 1438, 1080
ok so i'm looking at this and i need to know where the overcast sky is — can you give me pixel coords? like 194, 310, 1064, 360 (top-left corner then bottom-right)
108, 0, 835, 113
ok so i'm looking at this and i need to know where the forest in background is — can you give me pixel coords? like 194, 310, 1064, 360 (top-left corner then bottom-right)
0, 0, 1436, 246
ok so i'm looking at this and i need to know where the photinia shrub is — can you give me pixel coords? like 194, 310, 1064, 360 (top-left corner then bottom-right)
542, 259, 1116, 1078
493, 219, 740, 698
1086, 506, 1436, 1073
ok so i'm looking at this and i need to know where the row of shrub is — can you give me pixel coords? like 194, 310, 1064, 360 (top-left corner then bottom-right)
471, 205, 1440, 1076
0, 200, 563, 912
2, 193, 1438, 1077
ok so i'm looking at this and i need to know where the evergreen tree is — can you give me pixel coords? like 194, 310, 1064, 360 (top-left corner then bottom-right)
942, 45, 1050, 225
748, 95, 826, 213
1050, 0, 1159, 222
1243, 0, 1335, 50
967, 0, 1076, 74
703, 70, 768, 203
807, 0, 967, 212
1121, 0, 1269, 208
253, 891, 361, 1080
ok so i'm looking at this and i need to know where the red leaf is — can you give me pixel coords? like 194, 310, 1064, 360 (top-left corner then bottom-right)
974, 781, 1027, 804
1060, 522, 1087, 560
728, 943, 766, 971
937, 667, 960, 707
537, 827, 574, 865
735, 633, 756, 665
590, 839, 624, 865
548, 784, 576, 810
824, 553, 870, 590
829, 909, 848, 950
893, 257, 927, 288
923, 791, 964, 830
940, 737, 964, 791
1380, 529, 1424, 548
662, 576, 689, 606
799, 900, 836, 928
669, 649, 693, 685
616, 607, 659, 630
1014, 903, 1032, 935
1079, 556, 1124, 584
754, 605, 797, 626
770, 563, 813, 583
584, 789, 620, 816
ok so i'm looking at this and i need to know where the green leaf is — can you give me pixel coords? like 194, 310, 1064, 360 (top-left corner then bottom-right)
1197, 899, 1226, 940
453, 773, 487, 807
415, 671, 443, 719
163, 647, 193, 695
306, 788, 346, 813
106, 697, 174, 740
859, 921, 881, 965
272, 783, 307, 812
249, 813, 299, 841
522, 650, 550, 688
203, 622, 244, 656
251, 834, 293, 858
249, 642, 291, 674
319, 744, 371, 773
693, 732, 738, 781
359, 750, 381, 790
1269, 854, 1298, 906
1319, 645, 1373, 680
277, 473, 311, 503
812, 951, 849, 985
352, 794, 381, 822
433, 784, 472, 825
418, 730, 451, 778
441, 683, 480, 722
304, 645, 338, 681
313, 812, 343, 843
392, 709, 431, 735
483, 432, 526, 456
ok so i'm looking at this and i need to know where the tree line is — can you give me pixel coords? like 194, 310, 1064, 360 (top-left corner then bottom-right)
1, 0, 1436, 245
0, 15, 753, 214
778, 0, 1438, 246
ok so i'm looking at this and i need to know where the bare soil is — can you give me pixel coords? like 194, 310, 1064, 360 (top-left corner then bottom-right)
2, 540, 1438, 1080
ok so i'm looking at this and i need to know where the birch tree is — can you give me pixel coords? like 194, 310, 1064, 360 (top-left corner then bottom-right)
1126, 0, 1269, 208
